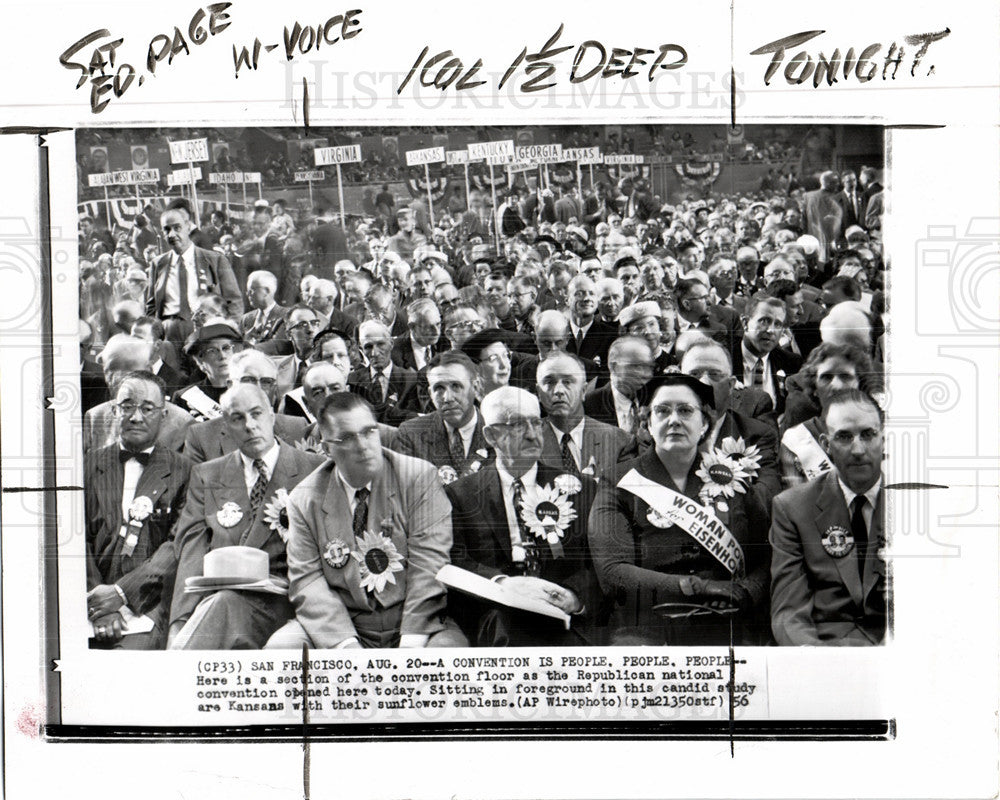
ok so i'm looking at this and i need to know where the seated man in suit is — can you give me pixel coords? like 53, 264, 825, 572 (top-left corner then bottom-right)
266, 393, 466, 649
349, 319, 420, 426
680, 338, 782, 507
84, 334, 194, 453
565, 274, 617, 369
392, 297, 441, 372
293, 362, 398, 454
86, 371, 191, 649
536, 352, 636, 485
168, 383, 326, 649
182, 349, 310, 463
770, 389, 887, 646
130, 316, 188, 398
732, 294, 803, 417
446, 387, 602, 646
583, 336, 654, 434
394, 351, 493, 484
675, 275, 744, 354
240, 270, 289, 345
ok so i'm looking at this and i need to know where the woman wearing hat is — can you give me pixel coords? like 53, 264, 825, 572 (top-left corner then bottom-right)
588, 373, 771, 645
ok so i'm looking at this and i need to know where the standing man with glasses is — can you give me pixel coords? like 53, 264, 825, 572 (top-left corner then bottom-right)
173, 321, 245, 421
168, 384, 325, 649
769, 389, 887, 645
148, 198, 243, 347
266, 393, 466, 649
181, 350, 310, 463
86, 371, 191, 649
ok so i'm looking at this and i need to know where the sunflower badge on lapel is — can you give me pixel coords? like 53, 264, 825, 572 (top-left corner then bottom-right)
517, 483, 578, 551
695, 448, 752, 515
262, 488, 291, 542
717, 436, 762, 481
121, 495, 153, 557
352, 519, 405, 594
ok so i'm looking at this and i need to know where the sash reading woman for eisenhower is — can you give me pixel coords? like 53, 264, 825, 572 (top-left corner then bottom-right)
617, 469, 746, 577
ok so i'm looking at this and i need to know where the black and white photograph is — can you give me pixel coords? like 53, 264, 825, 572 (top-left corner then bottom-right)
1, 1, 998, 798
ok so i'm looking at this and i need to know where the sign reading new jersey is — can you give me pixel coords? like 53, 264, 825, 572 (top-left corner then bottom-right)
168, 138, 210, 164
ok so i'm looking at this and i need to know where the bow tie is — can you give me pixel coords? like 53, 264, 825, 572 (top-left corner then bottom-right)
119, 450, 151, 466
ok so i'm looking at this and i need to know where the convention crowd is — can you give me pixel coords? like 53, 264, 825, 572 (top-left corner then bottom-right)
79, 161, 889, 651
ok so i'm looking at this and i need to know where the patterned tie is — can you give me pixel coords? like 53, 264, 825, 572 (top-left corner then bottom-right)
851, 495, 869, 579
373, 371, 386, 403
249, 458, 269, 519
353, 486, 370, 539
511, 479, 540, 577
176, 254, 191, 319
751, 358, 765, 388
560, 433, 578, 472
448, 426, 466, 471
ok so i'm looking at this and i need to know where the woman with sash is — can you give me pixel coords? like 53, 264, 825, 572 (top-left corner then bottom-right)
588, 373, 771, 645
779, 343, 873, 489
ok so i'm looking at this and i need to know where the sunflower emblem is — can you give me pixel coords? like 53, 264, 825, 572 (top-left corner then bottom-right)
695, 450, 750, 503
262, 488, 291, 541
352, 530, 405, 594
518, 484, 577, 544
717, 436, 762, 479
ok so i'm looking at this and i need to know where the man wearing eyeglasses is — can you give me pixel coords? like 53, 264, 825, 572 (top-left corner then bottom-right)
240, 270, 289, 346
446, 387, 602, 646
770, 389, 886, 646
506, 276, 539, 341
442, 304, 486, 350
266, 392, 465, 649
173, 321, 245, 422
168, 383, 326, 650
676, 275, 744, 355
182, 350, 310, 463
86, 371, 191, 649
149, 199, 243, 347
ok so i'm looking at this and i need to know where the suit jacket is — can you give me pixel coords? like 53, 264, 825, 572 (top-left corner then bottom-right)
394, 410, 493, 475
540, 417, 637, 485
568, 317, 618, 367
285, 449, 453, 646
730, 345, 802, 416
170, 443, 326, 625
239, 303, 290, 344
445, 461, 604, 638
769, 471, 886, 645
152, 360, 189, 399
348, 365, 421, 426
83, 400, 194, 454
582, 383, 619, 428
182, 413, 311, 464
85, 444, 191, 614
730, 384, 774, 423
391, 334, 441, 371
148, 246, 244, 319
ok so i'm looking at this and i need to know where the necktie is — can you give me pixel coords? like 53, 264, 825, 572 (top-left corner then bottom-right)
851, 495, 869, 578
119, 449, 151, 466
751, 358, 765, 388
510, 479, 539, 576
448, 426, 466, 470
176, 254, 191, 319
626, 400, 640, 435
575, 328, 584, 351
560, 432, 578, 472
373, 371, 386, 403
249, 458, 269, 519
353, 486, 370, 539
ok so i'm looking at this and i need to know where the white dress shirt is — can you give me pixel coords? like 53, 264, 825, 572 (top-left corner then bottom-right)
410, 337, 431, 371
162, 244, 199, 316
239, 441, 281, 497
495, 460, 539, 555
569, 319, 593, 347
741, 342, 776, 404
548, 418, 584, 468
611, 384, 637, 430
445, 411, 479, 458
120, 445, 156, 518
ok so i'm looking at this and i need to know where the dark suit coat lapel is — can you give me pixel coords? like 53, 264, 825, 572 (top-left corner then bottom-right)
862, 486, 885, 603
814, 471, 865, 605
94, 446, 126, 540
242, 444, 308, 551
474, 465, 513, 560
580, 419, 606, 473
